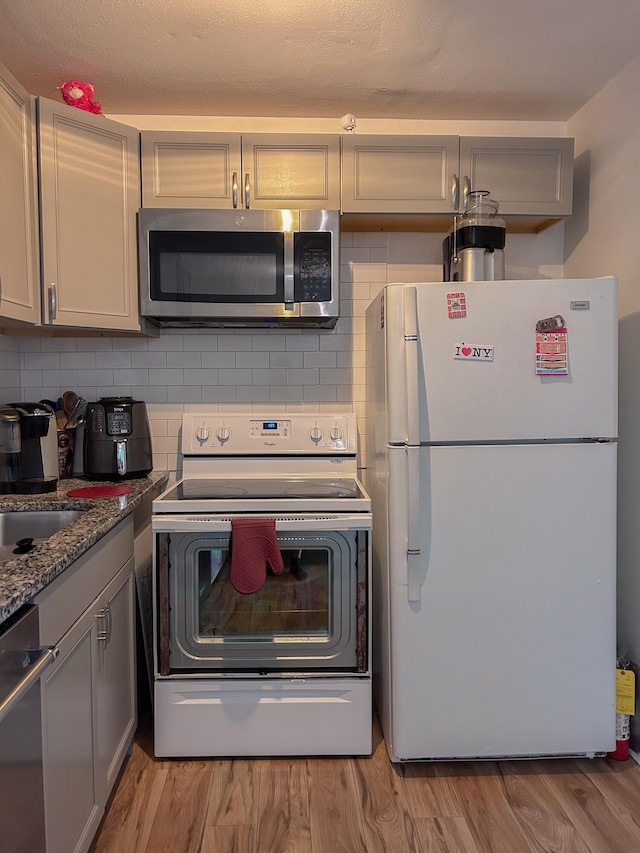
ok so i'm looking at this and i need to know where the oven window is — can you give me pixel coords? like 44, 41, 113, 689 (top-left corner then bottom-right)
149, 231, 285, 303
197, 548, 329, 638
165, 530, 362, 671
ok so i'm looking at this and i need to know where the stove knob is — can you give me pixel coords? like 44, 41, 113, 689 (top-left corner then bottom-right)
329, 426, 344, 442
195, 426, 211, 445
309, 426, 323, 443
216, 425, 232, 444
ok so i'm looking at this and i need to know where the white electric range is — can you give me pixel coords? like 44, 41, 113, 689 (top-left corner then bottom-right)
151, 412, 372, 758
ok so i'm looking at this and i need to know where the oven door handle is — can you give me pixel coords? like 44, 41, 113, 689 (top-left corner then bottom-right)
0, 646, 58, 725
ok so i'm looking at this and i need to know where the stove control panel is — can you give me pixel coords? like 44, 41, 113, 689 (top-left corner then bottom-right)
182, 413, 356, 455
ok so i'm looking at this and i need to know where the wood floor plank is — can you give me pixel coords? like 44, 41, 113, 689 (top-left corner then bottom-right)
141, 763, 214, 853
350, 730, 423, 852
200, 824, 256, 853
204, 758, 259, 826
443, 762, 537, 853
413, 816, 481, 852
499, 762, 593, 853
396, 762, 466, 819
306, 757, 368, 852
255, 762, 312, 852
90, 763, 168, 853
531, 758, 640, 853
575, 756, 640, 834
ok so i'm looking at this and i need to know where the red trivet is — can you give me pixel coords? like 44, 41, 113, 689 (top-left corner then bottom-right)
66, 485, 134, 498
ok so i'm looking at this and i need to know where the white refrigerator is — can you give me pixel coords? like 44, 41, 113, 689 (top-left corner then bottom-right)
365, 278, 618, 762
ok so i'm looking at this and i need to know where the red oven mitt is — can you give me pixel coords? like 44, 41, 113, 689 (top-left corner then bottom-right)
230, 518, 284, 594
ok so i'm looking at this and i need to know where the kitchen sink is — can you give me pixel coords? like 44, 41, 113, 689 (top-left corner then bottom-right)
0, 510, 86, 553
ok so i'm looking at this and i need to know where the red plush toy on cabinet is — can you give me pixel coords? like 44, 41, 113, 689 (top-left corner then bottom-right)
59, 80, 102, 114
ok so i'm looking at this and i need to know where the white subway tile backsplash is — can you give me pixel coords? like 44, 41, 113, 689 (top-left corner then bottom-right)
202, 386, 237, 403
114, 369, 150, 385
132, 351, 167, 368
201, 352, 236, 368
269, 352, 304, 369
77, 369, 113, 385
167, 386, 203, 403
183, 368, 220, 385
303, 351, 337, 368
236, 386, 270, 403
219, 368, 253, 385
149, 368, 183, 385
23, 352, 61, 370
253, 369, 287, 385
6, 230, 564, 478
167, 352, 202, 368
303, 385, 337, 402
236, 352, 267, 368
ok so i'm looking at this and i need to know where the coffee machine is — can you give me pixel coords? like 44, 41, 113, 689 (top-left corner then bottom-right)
0, 405, 21, 493
9, 402, 59, 493
443, 190, 506, 282
84, 397, 153, 480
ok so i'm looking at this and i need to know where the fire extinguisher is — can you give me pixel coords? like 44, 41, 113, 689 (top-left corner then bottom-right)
608, 656, 635, 761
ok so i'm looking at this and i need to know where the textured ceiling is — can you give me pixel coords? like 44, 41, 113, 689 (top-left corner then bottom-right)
1, 0, 640, 120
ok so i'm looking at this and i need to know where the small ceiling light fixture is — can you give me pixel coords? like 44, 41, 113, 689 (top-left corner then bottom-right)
341, 113, 357, 133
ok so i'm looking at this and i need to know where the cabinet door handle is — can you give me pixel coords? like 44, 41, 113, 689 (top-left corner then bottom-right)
244, 173, 251, 209
105, 602, 112, 644
462, 175, 471, 209
97, 607, 108, 642
451, 174, 459, 211
48, 283, 57, 321
232, 171, 238, 209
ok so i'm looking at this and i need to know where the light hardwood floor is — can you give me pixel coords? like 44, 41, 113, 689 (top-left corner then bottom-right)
90, 710, 640, 853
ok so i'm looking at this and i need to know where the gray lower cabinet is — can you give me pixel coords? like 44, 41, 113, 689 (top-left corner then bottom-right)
36, 517, 136, 853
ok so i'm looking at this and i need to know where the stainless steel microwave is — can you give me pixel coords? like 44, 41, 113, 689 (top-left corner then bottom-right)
138, 208, 340, 328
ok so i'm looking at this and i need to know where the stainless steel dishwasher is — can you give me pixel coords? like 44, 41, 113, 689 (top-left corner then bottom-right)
0, 605, 58, 853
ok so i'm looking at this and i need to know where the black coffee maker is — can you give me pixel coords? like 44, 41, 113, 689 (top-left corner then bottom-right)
84, 397, 153, 480
10, 402, 59, 493
0, 405, 21, 493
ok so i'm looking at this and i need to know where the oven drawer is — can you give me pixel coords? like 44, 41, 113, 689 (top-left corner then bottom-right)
154, 677, 372, 757
154, 524, 369, 674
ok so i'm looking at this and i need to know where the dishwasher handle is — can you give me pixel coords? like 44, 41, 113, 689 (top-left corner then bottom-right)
0, 646, 58, 725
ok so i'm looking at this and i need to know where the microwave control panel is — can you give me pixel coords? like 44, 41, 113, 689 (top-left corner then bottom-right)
296, 233, 332, 302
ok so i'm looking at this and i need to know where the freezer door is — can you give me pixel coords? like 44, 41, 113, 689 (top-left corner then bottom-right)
383, 278, 618, 443
384, 442, 616, 760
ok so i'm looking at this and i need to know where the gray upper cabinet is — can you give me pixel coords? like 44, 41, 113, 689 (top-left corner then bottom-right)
341, 134, 574, 220
0, 62, 40, 325
38, 97, 143, 332
141, 131, 341, 210
341, 134, 460, 214
459, 137, 574, 216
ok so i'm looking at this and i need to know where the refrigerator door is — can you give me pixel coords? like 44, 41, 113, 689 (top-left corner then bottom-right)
384, 441, 616, 761
380, 278, 618, 444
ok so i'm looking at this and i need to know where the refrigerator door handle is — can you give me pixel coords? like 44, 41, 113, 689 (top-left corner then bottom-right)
406, 445, 422, 602
403, 285, 420, 445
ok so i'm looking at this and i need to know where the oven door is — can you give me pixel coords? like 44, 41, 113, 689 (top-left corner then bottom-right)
154, 515, 369, 674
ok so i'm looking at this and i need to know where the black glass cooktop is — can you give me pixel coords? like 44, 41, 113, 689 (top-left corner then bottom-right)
160, 477, 364, 501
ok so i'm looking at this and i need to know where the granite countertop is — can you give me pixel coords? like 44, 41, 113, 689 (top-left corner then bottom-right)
0, 471, 169, 625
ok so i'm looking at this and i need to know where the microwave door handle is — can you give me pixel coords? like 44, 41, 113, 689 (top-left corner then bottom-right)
283, 232, 295, 307
232, 171, 238, 209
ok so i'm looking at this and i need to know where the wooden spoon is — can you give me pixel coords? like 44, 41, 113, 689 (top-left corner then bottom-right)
62, 391, 78, 426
